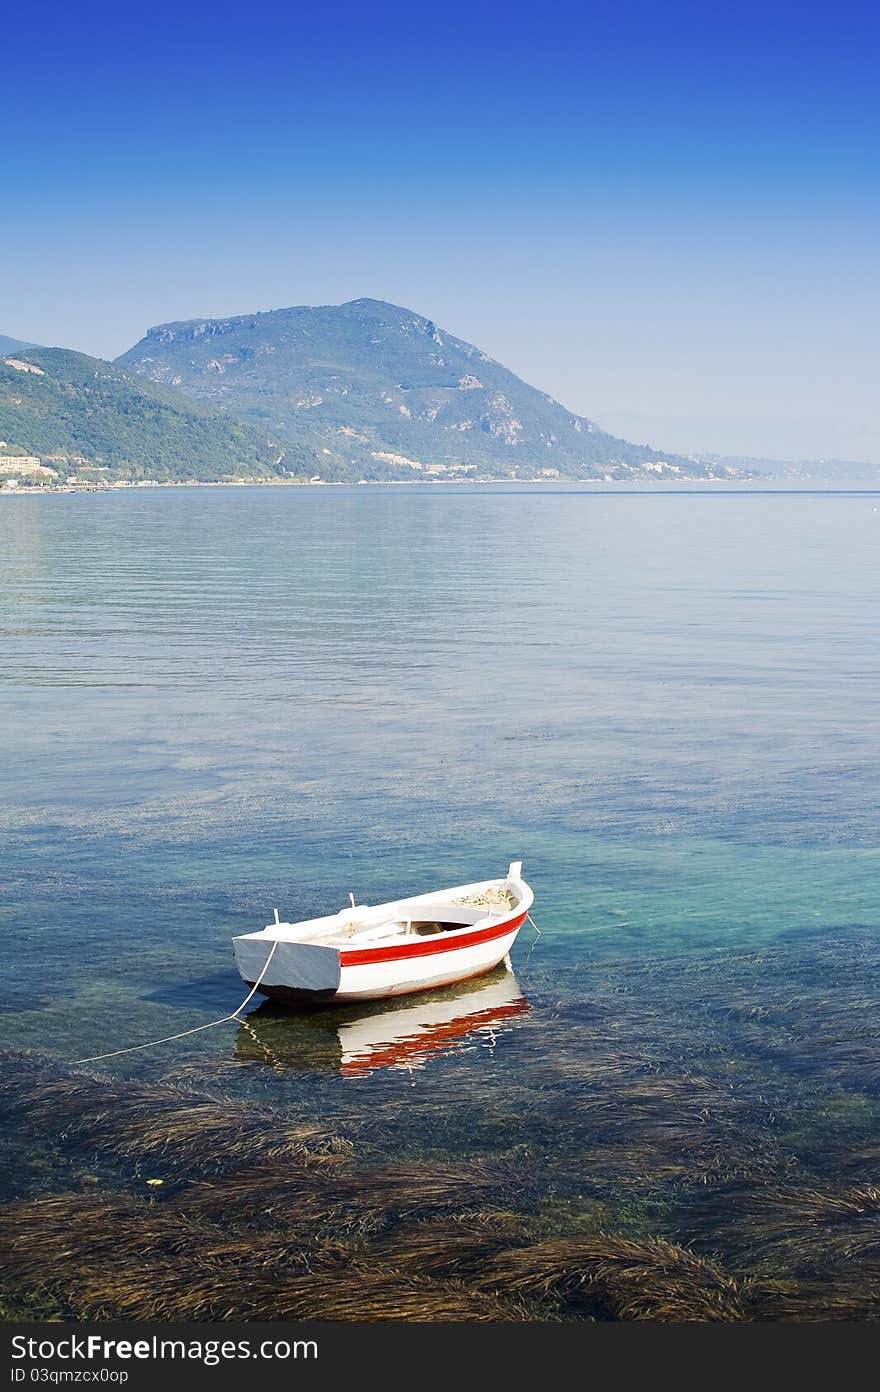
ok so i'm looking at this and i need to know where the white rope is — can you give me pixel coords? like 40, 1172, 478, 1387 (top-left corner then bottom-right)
519, 911, 543, 972
72, 938, 280, 1065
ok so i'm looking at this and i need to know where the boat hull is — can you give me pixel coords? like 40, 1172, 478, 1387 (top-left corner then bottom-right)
238, 912, 527, 1004
335, 912, 526, 1000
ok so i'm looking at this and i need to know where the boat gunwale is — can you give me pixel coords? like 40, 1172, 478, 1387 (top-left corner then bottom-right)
338, 909, 528, 965
234, 874, 534, 954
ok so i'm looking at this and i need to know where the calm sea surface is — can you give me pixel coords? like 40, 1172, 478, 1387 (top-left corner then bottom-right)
2, 484, 880, 1319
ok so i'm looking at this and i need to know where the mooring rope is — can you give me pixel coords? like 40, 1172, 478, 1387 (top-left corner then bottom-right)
519, 911, 544, 972
72, 938, 280, 1065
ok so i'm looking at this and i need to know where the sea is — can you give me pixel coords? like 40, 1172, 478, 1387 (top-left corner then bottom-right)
2, 483, 879, 1320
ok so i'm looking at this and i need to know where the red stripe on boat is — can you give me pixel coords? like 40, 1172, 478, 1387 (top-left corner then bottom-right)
339, 912, 527, 967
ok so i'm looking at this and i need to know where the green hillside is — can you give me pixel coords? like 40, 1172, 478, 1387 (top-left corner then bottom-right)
118, 298, 728, 481
0, 348, 294, 481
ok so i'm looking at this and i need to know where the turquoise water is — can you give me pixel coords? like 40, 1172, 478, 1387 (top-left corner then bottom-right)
2, 485, 880, 1320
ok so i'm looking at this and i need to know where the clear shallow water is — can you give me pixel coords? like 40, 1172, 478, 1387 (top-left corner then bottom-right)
2, 485, 880, 1320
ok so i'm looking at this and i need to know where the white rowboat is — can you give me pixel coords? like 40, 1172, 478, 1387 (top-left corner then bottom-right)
232, 861, 534, 1004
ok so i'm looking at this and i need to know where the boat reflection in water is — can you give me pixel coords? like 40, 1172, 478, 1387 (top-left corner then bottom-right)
234, 961, 529, 1077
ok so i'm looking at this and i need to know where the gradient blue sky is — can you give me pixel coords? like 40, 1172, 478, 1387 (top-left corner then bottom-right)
3, 0, 878, 460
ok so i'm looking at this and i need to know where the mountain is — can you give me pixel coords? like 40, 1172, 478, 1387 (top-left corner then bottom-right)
118, 298, 733, 482
0, 334, 38, 356
705, 454, 880, 483
0, 348, 294, 481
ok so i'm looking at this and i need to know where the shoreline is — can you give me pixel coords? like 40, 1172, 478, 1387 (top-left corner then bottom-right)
2, 474, 743, 493
4, 478, 879, 496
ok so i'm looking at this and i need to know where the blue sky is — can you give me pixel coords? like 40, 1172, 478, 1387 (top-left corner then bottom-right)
2, 0, 878, 459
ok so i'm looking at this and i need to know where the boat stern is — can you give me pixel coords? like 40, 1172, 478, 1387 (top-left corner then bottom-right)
232, 931, 342, 1000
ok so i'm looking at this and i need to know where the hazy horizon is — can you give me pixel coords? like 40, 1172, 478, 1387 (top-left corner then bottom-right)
2, 0, 877, 462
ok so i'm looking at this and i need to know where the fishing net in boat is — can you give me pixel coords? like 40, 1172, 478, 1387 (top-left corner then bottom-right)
452, 886, 517, 912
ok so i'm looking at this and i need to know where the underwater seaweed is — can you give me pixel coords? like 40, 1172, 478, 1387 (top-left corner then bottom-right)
183, 1158, 525, 1236
0, 1191, 530, 1322
475, 1234, 751, 1321
679, 1182, 880, 1273
0, 1051, 351, 1173
749, 1276, 880, 1322
371, 1212, 535, 1280
5, 932, 880, 1322
67, 1266, 531, 1322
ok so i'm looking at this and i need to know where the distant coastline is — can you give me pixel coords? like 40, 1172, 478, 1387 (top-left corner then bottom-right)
5, 477, 879, 497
